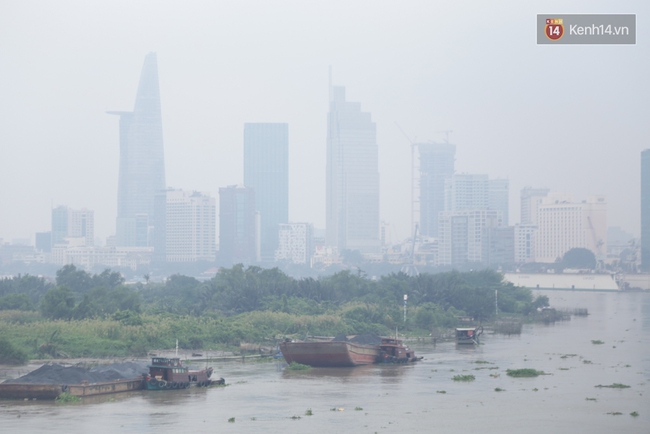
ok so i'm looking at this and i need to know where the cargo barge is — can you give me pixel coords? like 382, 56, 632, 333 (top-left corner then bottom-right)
279, 334, 421, 367
0, 377, 144, 400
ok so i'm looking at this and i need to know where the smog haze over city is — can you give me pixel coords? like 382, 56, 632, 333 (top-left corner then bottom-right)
0, 0, 648, 245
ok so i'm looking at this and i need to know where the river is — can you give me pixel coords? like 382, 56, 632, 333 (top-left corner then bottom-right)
1, 290, 649, 433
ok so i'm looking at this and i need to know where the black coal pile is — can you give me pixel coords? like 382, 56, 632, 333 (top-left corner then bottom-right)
349, 333, 382, 345
90, 362, 148, 380
331, 333, 382, 345
8, 362, 147, 385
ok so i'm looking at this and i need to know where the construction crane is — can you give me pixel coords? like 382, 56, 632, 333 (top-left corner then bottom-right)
400, 223, 420, 277
587, 216, 604, 258
395, 122, 419, 237
435, 130, 453, 144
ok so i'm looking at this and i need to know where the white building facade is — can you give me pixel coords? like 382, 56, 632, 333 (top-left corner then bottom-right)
535, 193, 607, 263
275, 223, 313, 264
155, 189, 216, 262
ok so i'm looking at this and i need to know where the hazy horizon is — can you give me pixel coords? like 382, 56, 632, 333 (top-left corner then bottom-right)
1, 1, 648, 244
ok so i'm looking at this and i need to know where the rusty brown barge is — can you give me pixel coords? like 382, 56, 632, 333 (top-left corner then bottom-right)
280, 334, 422, 367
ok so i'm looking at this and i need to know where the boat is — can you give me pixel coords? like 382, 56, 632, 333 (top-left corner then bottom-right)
455, 326, 483, 345
279, 334, 421, 367
144, 357, 224, 390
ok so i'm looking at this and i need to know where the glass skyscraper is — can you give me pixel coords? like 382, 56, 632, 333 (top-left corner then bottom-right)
243, 123, 289, 262
108, 52, 166, 247
418, 143, 456, 237
326, 84, 380, 254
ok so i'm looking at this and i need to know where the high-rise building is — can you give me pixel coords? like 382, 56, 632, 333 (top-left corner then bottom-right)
488, 178, 509, 226
520, 187, 549, 225
35, 232, 51, 253
219, 185, 259, 264
243, 123, 289, 262
68, 209, 94, 247
444, 174, 489, 212
482, 226, 515, 265
326, 81, 380, 254
535, 193, 607, 263
514, 224, 537, 263
154, 189, 216, 262
642, 150, 650, 270
108, 52, 166, 247
51, 206, 94, 247
438, 209, 502, 266
275, 222, 313, 264
51, 206, 69, 247
418, 142, 455, 237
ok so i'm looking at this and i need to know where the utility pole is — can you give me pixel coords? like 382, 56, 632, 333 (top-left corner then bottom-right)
495, 290, 498, 316
404, 294, 408, 323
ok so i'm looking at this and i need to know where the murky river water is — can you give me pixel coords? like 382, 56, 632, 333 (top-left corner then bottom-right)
1, 290, 649, 433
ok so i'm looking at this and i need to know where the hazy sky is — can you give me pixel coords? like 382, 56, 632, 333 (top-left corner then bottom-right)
1, 0, 648, 244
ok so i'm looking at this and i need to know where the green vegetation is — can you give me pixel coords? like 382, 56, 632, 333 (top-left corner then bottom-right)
0, 265, 544, 360
591, 340, 605, 345
55, 392, 81, 403
355, 407, 363, 411
452, 375, 475, 382
585, 398, 597, 401
305, 409, 313, 416
0, 335, 28, 364
228, 417, 235, 423
494, 388, 505, 392
436, 390, 446, 394
630, 411, 639, 417
607, 412, 623, 416
595, 383, 630, 389
562, 248, 597, 269
506, 369, 545, 377
286, 362, 311, 371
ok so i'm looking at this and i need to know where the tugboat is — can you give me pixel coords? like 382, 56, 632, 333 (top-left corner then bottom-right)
377, 337, 423, 363
145, 357, 224, 390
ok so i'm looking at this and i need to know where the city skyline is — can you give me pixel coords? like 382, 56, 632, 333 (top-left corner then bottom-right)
0, 2, 647, 244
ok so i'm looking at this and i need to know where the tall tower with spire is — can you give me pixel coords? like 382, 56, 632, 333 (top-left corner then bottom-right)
326, 72, 380, 254
108, 53, 166, 247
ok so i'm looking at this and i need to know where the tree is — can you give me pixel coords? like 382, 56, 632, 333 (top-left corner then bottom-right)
56, 265, 93, 295
562, 248, 597, 269
40, 286, 76, 320
341, 249, 364, 266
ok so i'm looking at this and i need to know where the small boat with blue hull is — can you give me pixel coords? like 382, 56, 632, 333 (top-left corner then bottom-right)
145, 357, 224, 390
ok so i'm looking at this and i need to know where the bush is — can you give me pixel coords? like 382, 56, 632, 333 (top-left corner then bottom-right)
0, 336, 28, 364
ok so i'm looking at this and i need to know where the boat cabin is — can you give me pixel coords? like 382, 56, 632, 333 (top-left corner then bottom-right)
378, 338, 419, 362
147, 357, 212, 384
456, 326, 483, 345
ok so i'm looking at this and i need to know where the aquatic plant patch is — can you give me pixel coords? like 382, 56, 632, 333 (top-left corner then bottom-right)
286, 362, 311, 371
452, 374, 475, 382
506, 369, 545, 377
591, 340, 605, 345
55, 392, 81, 403
595, 383, 630, 389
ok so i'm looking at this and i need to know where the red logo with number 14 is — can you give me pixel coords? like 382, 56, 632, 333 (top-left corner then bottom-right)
545, 18, 564, 41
